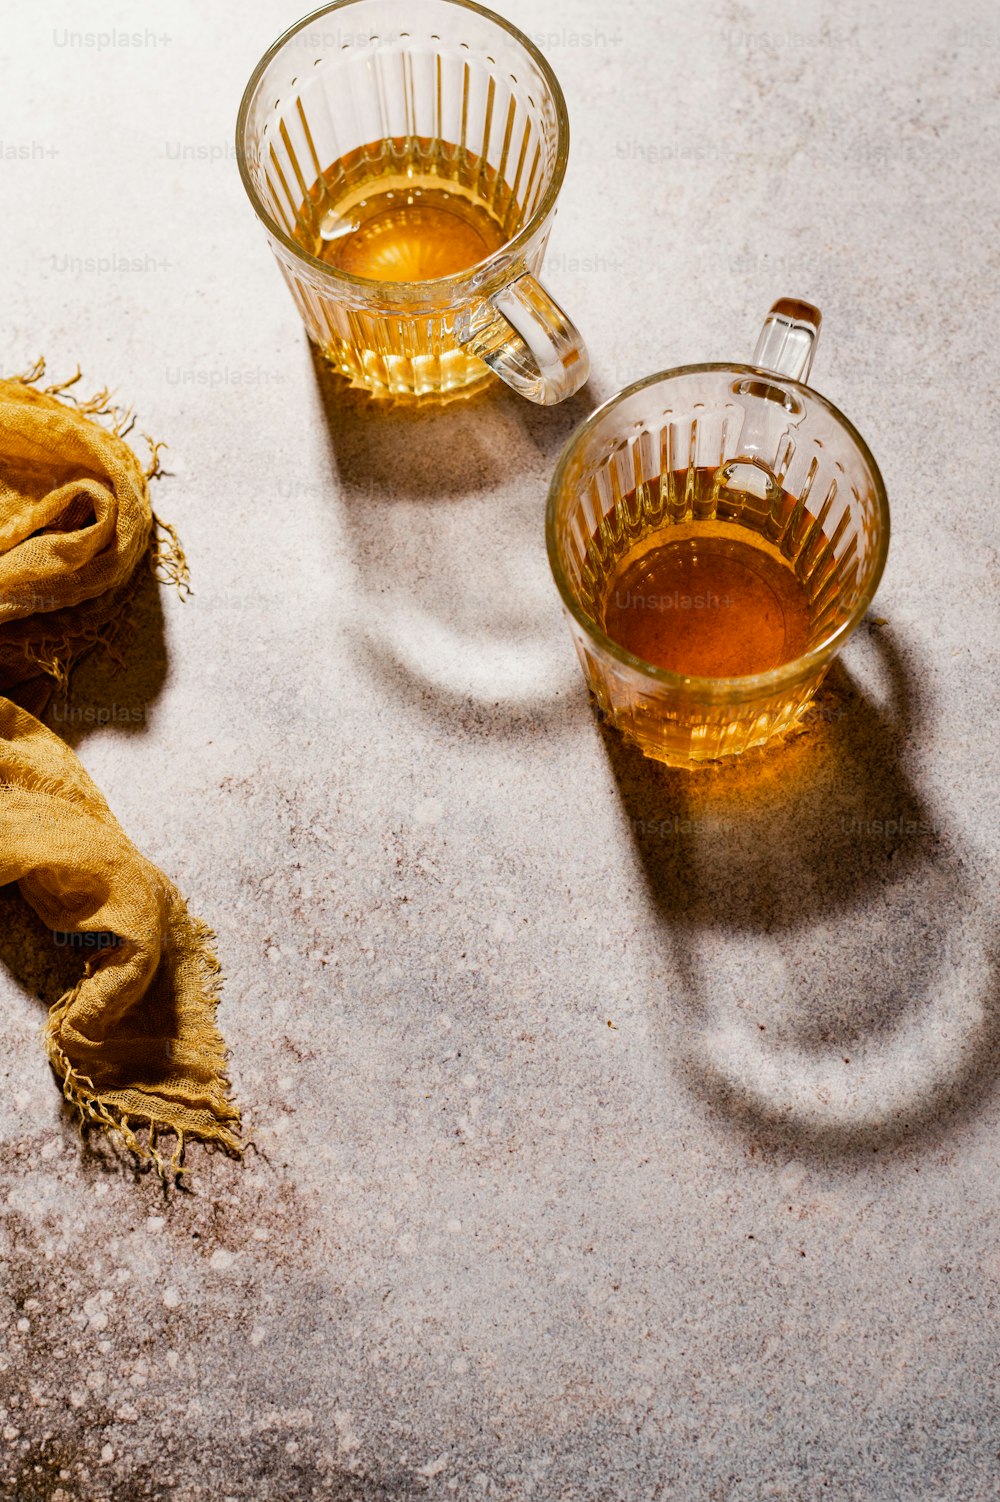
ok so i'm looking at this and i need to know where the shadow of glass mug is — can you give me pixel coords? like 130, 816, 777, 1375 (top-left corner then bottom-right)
546, 300, 891, 766
236, 0, 590, 405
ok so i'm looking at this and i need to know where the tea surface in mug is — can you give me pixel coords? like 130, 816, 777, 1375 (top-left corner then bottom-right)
293, 138, 512, 282
585, 465, 841, 681
603, 530, 811, 678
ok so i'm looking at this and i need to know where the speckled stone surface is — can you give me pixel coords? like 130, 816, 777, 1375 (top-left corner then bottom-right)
2, 1, 1000, 1498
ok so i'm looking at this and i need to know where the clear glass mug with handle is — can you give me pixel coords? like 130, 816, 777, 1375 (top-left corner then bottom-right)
236, 0, 591, 404
546, 300, 891, 767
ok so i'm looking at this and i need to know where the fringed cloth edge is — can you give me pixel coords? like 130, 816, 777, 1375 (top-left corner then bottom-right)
0, 358, 242, 1182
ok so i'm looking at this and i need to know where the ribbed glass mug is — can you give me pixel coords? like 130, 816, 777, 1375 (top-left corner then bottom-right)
546, 300, 891, 767
236, 0, 590, 404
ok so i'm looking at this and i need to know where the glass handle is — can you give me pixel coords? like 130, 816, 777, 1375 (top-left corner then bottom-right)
454, 273, 590, 405
751, 297, 822, 382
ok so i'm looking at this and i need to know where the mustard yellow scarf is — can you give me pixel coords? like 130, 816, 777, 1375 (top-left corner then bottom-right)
0, 362, 240, 1175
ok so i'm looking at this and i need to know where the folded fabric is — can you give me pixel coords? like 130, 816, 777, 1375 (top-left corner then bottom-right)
0, 362, 240, 1174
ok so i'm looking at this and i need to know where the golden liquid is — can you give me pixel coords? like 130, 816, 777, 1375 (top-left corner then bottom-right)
604, 532, 811, 676
300, 159, 507, 282
291, 137, 519, 395
588, 466, 828, 679
325, 193, 502, 280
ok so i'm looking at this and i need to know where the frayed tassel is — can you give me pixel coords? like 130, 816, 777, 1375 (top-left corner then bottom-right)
152, 514, 191, 598
24, 649, 72, 694
6, 359, 135, 438
12, 355, 46, 385
112, 404, 136, 439
144, 436, 168, 481
46, 1029, 239, 1184
44, 366, 83, 398
76, 386, 115, 418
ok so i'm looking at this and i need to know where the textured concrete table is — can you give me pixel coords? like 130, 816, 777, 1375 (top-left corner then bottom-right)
2, 1, 999, 1498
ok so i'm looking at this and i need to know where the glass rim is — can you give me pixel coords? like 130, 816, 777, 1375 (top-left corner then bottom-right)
545, 362, 892, 700
235, 0, 571, 296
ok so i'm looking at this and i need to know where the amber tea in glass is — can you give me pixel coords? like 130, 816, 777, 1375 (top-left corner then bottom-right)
237, 0, 590, 404
547, 300, 891, 767
293, 140, 514, 282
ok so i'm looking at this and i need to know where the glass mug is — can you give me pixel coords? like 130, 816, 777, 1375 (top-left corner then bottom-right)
546, 300, 891, 767
236, 0, 590, 404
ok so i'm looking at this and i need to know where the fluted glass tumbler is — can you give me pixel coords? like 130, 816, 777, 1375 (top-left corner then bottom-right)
236, 0, 590, 403
546, 300, 890, 767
